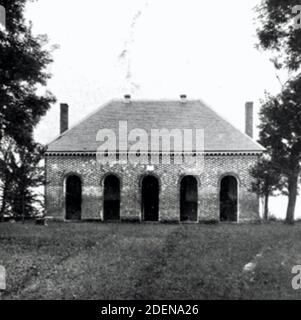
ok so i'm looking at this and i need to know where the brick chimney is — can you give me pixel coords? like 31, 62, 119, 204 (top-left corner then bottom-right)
60, 103, 69, 134
245, 101, 253, 138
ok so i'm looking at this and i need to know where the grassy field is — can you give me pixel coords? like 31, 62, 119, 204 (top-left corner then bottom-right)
0, 221, 301, 300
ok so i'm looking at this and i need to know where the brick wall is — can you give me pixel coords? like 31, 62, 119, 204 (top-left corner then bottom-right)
45, 154, 260, 222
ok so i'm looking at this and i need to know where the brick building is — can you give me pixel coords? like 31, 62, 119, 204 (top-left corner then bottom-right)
45, 96, 264, 223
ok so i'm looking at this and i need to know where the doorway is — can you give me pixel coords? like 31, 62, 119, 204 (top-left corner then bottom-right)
141, 176, 159, 221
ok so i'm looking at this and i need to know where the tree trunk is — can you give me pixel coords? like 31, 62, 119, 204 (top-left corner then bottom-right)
263, 192, 269, 221
285, 171, 299, 225
0, 179, 9, 222
0, 145, 13, 222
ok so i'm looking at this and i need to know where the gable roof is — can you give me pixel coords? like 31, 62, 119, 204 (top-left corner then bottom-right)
46, 99, 264, 153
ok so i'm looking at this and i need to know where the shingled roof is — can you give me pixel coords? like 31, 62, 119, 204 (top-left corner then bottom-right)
47, 99, 264, 153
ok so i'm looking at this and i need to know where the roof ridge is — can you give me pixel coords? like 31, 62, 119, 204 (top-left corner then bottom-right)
111, 98, 201, 103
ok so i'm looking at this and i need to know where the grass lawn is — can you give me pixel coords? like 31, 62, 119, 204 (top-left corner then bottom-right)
0, 221, 301, 300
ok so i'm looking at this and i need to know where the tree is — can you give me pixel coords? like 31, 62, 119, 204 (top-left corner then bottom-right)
258, 83, 301, 224
0, 0, 55, 146
256, 0, 301, 71
0, 0, 55, 218
250, 155, 283, 220
256, 0, 301, 223
10, 144, 46, 219
0, 140, 45, 220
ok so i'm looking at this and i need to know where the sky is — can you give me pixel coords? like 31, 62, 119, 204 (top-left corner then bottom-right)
24, 0, 299, 218
25, 0, 287, 143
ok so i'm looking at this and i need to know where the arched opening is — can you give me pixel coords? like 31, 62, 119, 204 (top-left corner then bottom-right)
141, 175, 159, 221
180, 176, 198, 222
220, 176, 238, 222
103, 175, 120, 221
65, 175, 82, 220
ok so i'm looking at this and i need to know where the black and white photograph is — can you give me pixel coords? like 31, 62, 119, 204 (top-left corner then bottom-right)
0, 0, 301, 309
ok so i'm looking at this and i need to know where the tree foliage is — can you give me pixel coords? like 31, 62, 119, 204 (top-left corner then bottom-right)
256, 0, 301, 71
256, 79, 301, 223
10, 144, 46, 218
250, 155, 283, 220
0, 0, 55, 219
0, 0, 55, 147
256, 0, 301, 223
